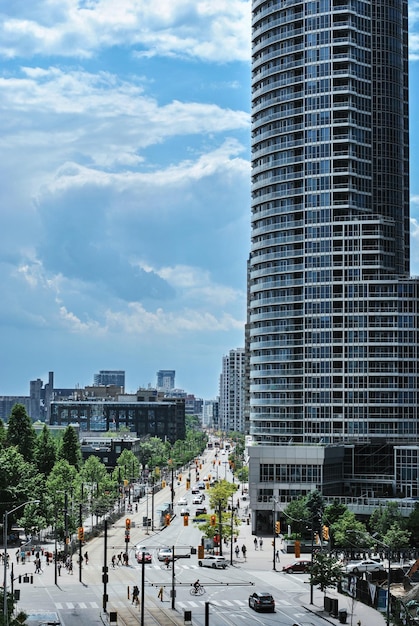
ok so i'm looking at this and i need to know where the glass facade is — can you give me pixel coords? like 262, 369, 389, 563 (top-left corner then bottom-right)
248, 0, 419, 507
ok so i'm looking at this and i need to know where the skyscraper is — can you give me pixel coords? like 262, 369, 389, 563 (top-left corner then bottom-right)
156, 370, 175, 393
93, 370, 125, 389
247, 0, 418, 531
219, 348, 246, 433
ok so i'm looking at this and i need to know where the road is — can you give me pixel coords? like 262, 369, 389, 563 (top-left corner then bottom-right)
13, 449, 354, 625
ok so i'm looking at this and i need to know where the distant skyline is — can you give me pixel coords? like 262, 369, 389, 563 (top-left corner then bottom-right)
2, 1, 419, 400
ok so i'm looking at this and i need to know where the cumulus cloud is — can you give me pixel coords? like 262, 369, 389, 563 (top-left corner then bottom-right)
0, 0, 251, 63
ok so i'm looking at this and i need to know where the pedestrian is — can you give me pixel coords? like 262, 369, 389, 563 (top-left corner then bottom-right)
275, 550, 280, 562
135, 503, 138, 512
117, 553, 122, 566
35, 557, 42, 574
259, 538, 263, 550
242, 544, 247, 560
254, 537, 258, 550
84, 551, 89, 565
158, 586, 164, 601
57, 561, 62, 576
235, 545, 240, 558
132, 585, 139, 605
111, 555, 116, 568
15, 549, 19, 564
68, 559, 73, 574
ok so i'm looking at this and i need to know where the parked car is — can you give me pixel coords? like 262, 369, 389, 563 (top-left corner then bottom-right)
195, 507, 207, 516
177, 497, 188, 506
248, 592, 275, 612
193, 495, 204, 505
157, 547, 173, 561
136, 550, 152, 563
344, 559, 385, 574
198, 555, 227, 569
180, 508, 190, 516
282, 558, 311, 573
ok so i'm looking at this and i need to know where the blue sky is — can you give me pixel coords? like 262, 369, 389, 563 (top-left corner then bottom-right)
1, 0, 419, 400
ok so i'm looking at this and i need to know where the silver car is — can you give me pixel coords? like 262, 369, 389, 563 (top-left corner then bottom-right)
344, 559, 385, 574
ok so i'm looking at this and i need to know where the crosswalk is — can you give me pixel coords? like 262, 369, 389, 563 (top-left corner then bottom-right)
52, 597, 294, 611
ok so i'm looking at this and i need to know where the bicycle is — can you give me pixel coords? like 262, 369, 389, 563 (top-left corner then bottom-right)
190, 584, 205, 596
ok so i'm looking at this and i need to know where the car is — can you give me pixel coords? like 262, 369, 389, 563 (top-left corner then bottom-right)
136, 550, 152, 563
180, 508, 190, 516
191, 487, 200, 494
198, 554, 228, 569
157, 547, 173, 561
282, 558, 311, 573
344, 559, 385, 574
195, 507, 207, 516
248, 592, 275, 613
203, 476, 208, 481
177, 497, 188, 506
198, 482, 206, 490
193, 495, 204, 504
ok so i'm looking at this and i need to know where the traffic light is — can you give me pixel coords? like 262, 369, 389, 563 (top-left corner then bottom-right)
125, 518, 131, 530
184, 515, 189, 527
186, 479, 190, 489
210, 515, 216, 527
275, 521, 280, 535
322, 525, 329, 540
162, 480, 166, 488
77, 527, 84, 541
165, 514, 171, 526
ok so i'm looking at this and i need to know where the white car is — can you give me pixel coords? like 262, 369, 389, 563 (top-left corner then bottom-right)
198, 555, 228, 569
177, 497, 188, 506
193, 495, 204, 504
344, 559, 385, 574
157, 547, 173, 561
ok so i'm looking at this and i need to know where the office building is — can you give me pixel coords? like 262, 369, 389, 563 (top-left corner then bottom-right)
219, 348, 246, 433
93, 370, 125, 389
247, 0, 419, 531
156, 370, 175, 392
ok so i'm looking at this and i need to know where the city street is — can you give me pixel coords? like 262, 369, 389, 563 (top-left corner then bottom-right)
13, 450, 385, 625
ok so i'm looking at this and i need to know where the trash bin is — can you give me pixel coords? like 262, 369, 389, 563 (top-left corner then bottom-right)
338, 608, 348, 624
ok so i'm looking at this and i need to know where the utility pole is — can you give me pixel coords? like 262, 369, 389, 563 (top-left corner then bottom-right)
171, 545, 176, 610
102, 520, 108, 613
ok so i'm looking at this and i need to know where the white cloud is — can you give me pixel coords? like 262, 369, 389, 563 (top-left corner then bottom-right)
0, 0, 251, 63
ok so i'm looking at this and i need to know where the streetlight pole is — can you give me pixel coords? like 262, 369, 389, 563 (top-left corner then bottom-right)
272, 497, 278, 572
3, 500, 39, 626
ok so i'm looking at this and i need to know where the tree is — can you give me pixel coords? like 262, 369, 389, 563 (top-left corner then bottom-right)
383, 522, 410, 553
283, 496, 310, 537
45, 459, 79, 538
0, 419, 7, 449
310, 552, 342, 594
369, 501, 403, 538
58, 425, 82, 470
405, 502, 419, 546
34, 424, 57, 476
6, 404, 36, 463
0, 447, 44, 531
331, 510, 369, 551
306, 490, 325, 537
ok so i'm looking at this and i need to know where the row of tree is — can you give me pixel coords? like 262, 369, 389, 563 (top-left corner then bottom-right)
0, 404, 207, 540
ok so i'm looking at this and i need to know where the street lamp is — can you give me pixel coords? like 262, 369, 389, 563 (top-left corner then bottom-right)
3, 500, 40, 625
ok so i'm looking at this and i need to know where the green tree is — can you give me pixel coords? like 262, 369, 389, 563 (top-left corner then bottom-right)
369, 501, 403, 538
34, 424, 57, 476
331, 510, 369, 550
117, 449, 140, 481
6, 404, 36, 463
310, 552, 342, 594
45, 459, 79, 538
306, 490, 325, 537
383, 522, 410, 552
283, 496, 310, 537
58, 425, 82, 470
0, 419, 7, 449
405, 502, 419, 546
0, 447, 44, 530
208, 480, 237, 548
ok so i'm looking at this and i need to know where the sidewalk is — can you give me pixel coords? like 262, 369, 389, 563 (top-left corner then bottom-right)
234, 512, 386, 626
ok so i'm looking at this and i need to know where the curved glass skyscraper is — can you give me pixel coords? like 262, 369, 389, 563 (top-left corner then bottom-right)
248, 0, 419, 528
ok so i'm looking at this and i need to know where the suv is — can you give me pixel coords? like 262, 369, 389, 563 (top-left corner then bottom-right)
198, 555, 227, 569
193, 495, 204, 504
248, 592, 275, 612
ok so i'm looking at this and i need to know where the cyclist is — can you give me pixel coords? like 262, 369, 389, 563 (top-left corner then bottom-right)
193, 579, 201, 592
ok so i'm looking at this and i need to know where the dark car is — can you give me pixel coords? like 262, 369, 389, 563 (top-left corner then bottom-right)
248, 592, 275, 612
195, 507, 207, 516
282, 558, 311, 573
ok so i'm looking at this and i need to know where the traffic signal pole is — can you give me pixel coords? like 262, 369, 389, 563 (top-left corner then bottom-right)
79, 503, 83, 583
